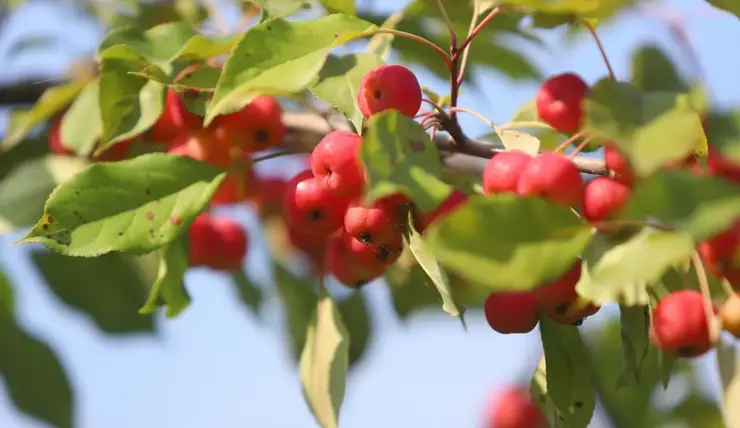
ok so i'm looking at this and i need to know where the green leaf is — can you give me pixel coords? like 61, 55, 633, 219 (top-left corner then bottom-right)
502, 0, 634, 18
666, 394, 725, 428
320, 0, 355, 14
0, 271, 14, 316
1, 81, 86, 151
360, 110, 452, 212
0, 155, 89, 233
621, 170, 740, 241
299, 290, 350, 428
576, 230, 694, 306
705, 0, 740, 19
336, 292, 371, 368
406, 214, 462, 317
205, 14, 377, 125
31, 251, 158, 334
98, 45, 168, 149
421, 87, 451, 109
18, 153, 226, 256
509, 100, 568, 151
629, 45, 687, 93
139, 234, 191, 318
538, 313, 596, 427
60, 80, 103, 156
98, 22, 236, 64
275, 263, 318, 360
584, 79, 704, 175
310, 53, 384, 133
365, 10, 405, 61
716, 340, 740, 427
616, 305, 650, 388
425, 194, 592, 292
385, 263, 446, 320
231, 269, 264, 315
495, 127, 541, 155
0, 312, 73, 428
249, 0, 311, 19
704, 110, 740, 165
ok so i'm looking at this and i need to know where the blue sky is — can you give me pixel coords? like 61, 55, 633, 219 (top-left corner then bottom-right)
0, 1, 739, 427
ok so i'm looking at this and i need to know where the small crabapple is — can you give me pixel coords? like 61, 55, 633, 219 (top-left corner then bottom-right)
707, 145, 740, 183
482, 150, 534, 195
212, 96, 285, 152
697, 219, 740, 286
415, 189, 469, 233
342, 230, 403, 270
283, 170, 351, 238
720, 294, 740, 338
650, 289, 716, 358
483, 291, 539, 334
357, 65, 422, 119
167, 129, 233, 168
343, 194, 408, 246
251, 177, 288, 217
189, 214, 248, 271
94, 139, 133, 162
48, 117, 75, 156
535, 72, 589, 134
603, 143, 634, 186
581, 176, 632, 223
149, 89, 202, 143
325, 234, 386, 289
210, 166, 258, 206
486, 386, 546, 428
310, 130, 365, 199
516, 152, 584, 207
534, 259, 599, 325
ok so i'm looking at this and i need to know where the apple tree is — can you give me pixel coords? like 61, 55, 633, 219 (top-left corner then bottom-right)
0, 0, 739, 427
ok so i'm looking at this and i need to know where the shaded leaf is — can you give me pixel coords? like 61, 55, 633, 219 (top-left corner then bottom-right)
365, 10, 405, 61
425, 194, 592, 292
577, 230, 694, 305
1, 81, 86, 151
275, 263, 318, 359
663, 394, 725, 428
705, 0, 740, 19
384, 263, 445, 320
336, 291, 371, 367
0, 270, 14, 316
360, 110, 451, 212
32, 250, 158, 334
621, 170, 740, 241
320, 0, 355, 14
231, 269, 263, 315
19, 153, 226, 256
299, 290, 350, 428
704, 109, 740, 164
249, 0, 311, 19
0, 155, 89, 233
616, 305, 650, 388
629, 44, 687, 93
206, 14, 377, 124
311, 53, 384, 133
60, 80, 103, 156
531, 357, 567, 428
139, 234, 191, 318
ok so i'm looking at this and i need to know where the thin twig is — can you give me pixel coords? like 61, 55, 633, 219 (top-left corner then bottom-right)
456, 7, 502, 58
583, 20, 616, 80
457, 1, 482, 86
554, 130, 588, 154
434, 0, 457, 49
568, 136, 594, 158
251, 150, 297, 164
449, 106, 495, 129
374, 29, 451, 67
721, 278, 736, 298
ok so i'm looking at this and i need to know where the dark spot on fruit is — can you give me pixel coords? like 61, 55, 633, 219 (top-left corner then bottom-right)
146, 211, 155, 220
306, 209, 323, 222
170, 216, 183, 226
255, 129, 270, 145
373, 89, 382, 99
358, 232, 372, 244
571, 318, 584, 326
554, 302, 570, 315
47, 216, 55, 223
678, 346, 698, 357
377, 246, 391, 262
573, 401, 584, 409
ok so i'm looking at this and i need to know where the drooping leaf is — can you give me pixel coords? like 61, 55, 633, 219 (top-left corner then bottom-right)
248, 0, 311, 19
0, 155, 89, 233
716, 340, 740, 427
231, 269, 264, 315
0, 271, 14, 316
336, 291, 371, 368
664, 394, 726, 428
425, 194, 592, 292
98, 22, 236, 64
299, 290, 350, 428
31, 250, 158, 334
616, 305, 650, 388
275, 263, 318, 360
704, 109, 740, 164
18, 153, 226, 256
205, 14, 377, 125
139, 234, 191, 318
531, 357, 568, 428
319, 0, 355, 14
584, 79, 705, 175
576, 230, 694, 306
629, 44, 687, 93
98, 45, 168, 149
59, 80, 103, 156
360, 110, 452, 212
538, 313, 596, 427
0, 312, 74, 428
704, 0, 740, 19
384, 263, 446, 320
621, 170, 740, 241
1, 81, 86, 151
310, 53, 384, 133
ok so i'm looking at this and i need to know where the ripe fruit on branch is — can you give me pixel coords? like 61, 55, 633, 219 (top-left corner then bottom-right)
707, 145, 740, 183
344, 194, 408, 246
168, 129, 233, 168
210, 165, 258, 206
603, 144, 634, 186
581, 176, 632, 223
483, 291, 539, 334
189, 214, 248, 271
311, 130, 365, 199
251, 177, 288, 217
325, 234, 386, 289
342, 231, 403, 269
357, 64, 422, 119
697, 219, 740, 286
149, 89, 202, 143
486, 386, 546, 428
720, 294, 740, 338
650, 289, 716, 358
482, 150, 533, 195
283, 170, 351, 238
516, 152, 584, 207
212, 96, 285, 152
48, 117, 75, 156
415, 189, 469, 234
535, 72, 589, 134
534, 259, 599, 325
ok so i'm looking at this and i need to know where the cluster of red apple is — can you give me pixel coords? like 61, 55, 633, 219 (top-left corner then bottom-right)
484, 385, 546, 428
280, 64, 474, 287
48, 88, 288, 272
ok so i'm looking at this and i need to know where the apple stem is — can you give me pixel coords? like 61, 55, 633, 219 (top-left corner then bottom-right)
374, 29, 451, 68
455, 1, 481, 87
422, 98, 446, 114
690, 251, 721, 344
449, 107, 496, 130
721, 278, 736, 298
568, 136, 594, 159
583, 20, 616, 81
456, 7, 503, 61
554, 130, 588, 154
251, 150, 297, 164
